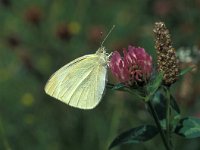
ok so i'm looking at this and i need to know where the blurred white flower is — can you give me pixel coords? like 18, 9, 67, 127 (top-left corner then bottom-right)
176, 46, 200, 63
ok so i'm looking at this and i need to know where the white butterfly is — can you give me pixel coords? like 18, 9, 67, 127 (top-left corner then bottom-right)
44, 46, 109, 109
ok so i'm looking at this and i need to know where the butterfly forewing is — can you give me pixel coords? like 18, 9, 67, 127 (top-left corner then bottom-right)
45, 55, 90, 96
45, 52, 107, 109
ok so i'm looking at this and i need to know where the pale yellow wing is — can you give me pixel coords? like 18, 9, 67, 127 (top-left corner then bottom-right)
44, 54, 107, 109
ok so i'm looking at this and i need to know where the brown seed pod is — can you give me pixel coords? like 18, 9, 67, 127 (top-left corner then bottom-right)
153, 22, 180, 86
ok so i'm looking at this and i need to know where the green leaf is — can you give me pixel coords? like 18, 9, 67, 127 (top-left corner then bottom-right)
106, 83, 145, 100
175, 117, 200, 138
109, 125, 158, 149
106, 83, 115, 89
151, 87, 180, 120
170, 94, 180, 114
150, 87, 181, 130
112, 83, 126, 90
145, 73, 163, 102
163, 86, 181, 114
179, 66, 194, 76
151, 89, 166, 121
106, 83, 126, 91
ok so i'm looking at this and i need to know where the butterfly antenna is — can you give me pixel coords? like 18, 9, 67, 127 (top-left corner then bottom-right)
101, 25, 115, 47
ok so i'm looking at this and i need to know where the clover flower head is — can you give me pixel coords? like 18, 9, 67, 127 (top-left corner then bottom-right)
109, 46, 152, 86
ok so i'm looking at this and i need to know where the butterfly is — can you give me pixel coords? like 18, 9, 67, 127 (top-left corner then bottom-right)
44, 46, 109, 109
45, 25, 115, 109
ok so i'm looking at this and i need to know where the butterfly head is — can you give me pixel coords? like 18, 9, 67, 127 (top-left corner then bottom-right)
96, 46, 110, 66
96, 46, 106, 54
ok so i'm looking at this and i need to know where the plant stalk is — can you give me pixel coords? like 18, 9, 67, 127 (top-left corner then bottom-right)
165, 87, 173, 149
147, 101, 171, 150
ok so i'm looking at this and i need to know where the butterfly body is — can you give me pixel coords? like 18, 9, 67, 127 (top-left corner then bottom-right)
45, 46, 108, 109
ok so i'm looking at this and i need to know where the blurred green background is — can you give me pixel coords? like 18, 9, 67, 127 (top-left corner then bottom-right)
0, 0, 200, 149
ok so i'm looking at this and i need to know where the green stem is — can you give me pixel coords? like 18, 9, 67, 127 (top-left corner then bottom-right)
165, 87, 173, 149
166, 91, 170, 145
147, 101, 171, 150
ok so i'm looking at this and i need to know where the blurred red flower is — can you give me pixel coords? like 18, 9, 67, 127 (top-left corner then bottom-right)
109, 46, 152, 86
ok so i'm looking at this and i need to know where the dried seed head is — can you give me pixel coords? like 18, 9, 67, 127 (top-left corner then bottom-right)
153, 22, 179, 86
